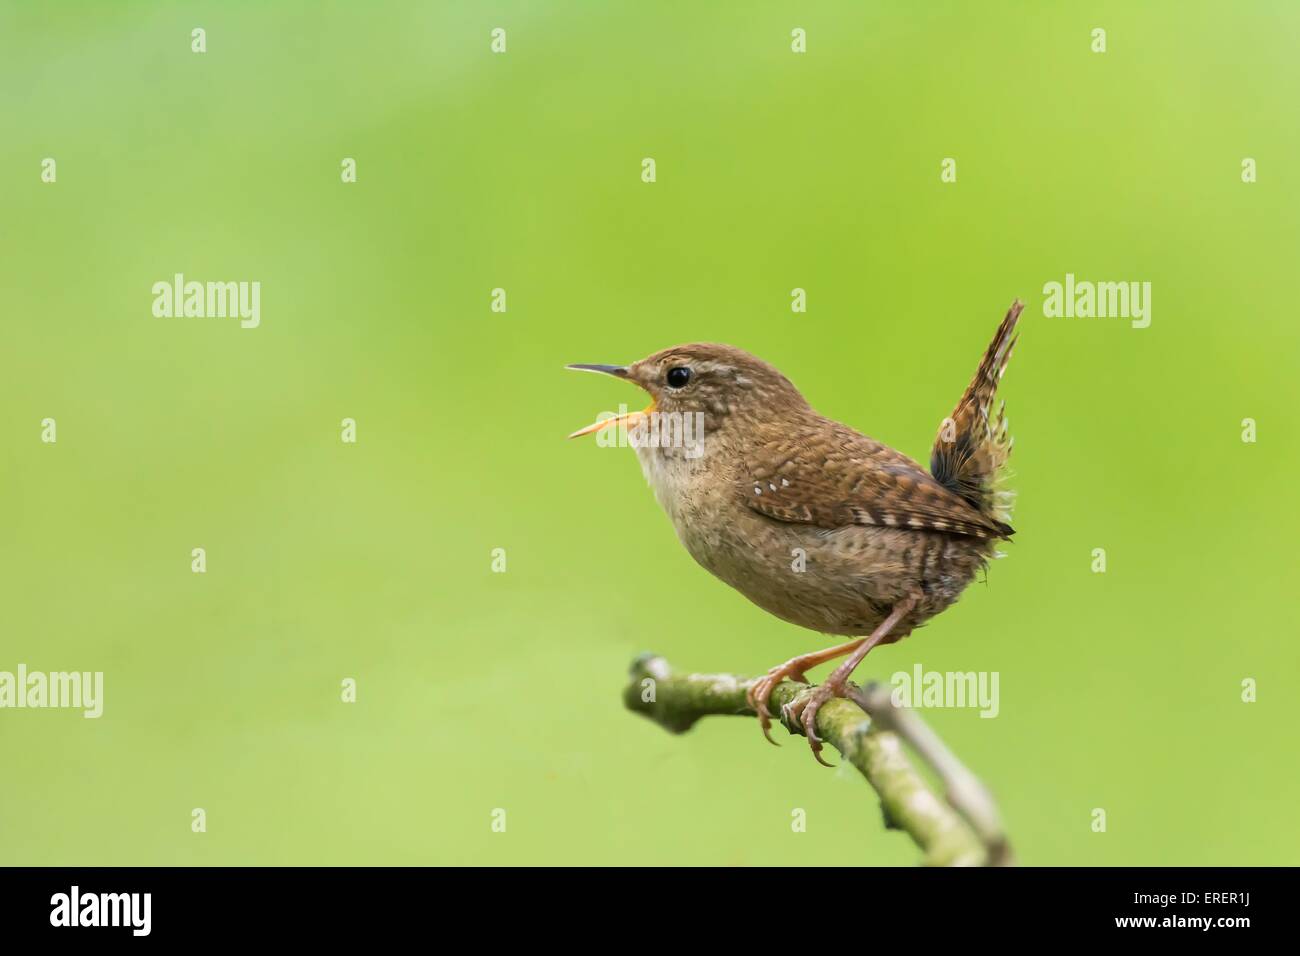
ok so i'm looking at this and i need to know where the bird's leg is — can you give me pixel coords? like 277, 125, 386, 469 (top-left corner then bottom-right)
786, 592, 922, 766
745, 638, 868, 745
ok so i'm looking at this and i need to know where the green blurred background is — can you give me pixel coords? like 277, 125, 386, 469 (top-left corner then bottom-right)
2, 1, 1297, 865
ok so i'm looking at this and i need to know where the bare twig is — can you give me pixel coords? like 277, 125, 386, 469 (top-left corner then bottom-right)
623, 653, 1013, 867
850, 684, 1014, 866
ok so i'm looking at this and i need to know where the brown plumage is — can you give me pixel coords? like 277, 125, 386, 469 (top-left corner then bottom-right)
568, 300, 1022, 763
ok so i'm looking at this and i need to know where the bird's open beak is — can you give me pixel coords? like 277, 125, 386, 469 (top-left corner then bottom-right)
565, 364, 654, 438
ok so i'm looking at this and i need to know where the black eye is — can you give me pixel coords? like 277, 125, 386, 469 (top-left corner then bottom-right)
666, 366, 692, 389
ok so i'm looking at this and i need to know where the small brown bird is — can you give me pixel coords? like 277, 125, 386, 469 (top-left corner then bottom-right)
569, 301, 1022, 763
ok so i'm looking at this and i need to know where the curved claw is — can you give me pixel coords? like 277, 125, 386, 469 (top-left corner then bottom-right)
792, 688, 838, 768
809, 739, 834, 768
801, 698, 833, 765
748, 679, 781, 746
757, 697, 779, 746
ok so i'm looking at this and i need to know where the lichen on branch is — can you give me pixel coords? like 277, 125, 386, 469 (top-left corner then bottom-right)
622, 653, 1012, 867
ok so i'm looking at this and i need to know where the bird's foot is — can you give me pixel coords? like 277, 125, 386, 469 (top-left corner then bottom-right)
781, 678, 854, 767
745, 661, 812, 745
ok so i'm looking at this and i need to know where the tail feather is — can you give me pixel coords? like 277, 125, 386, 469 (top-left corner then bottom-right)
930, 299, 1021, 532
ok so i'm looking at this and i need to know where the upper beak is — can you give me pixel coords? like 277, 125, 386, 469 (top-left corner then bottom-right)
565, 363, 652, 438
566, 364, 629, 379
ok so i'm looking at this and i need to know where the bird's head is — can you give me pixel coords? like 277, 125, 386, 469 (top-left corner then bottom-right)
567, 342, 809, 440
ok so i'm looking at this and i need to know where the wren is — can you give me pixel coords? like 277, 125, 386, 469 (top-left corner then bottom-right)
569, 301, 1022, 763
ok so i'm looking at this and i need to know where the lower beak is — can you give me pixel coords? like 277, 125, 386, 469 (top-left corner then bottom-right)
565, 364, 654, 438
